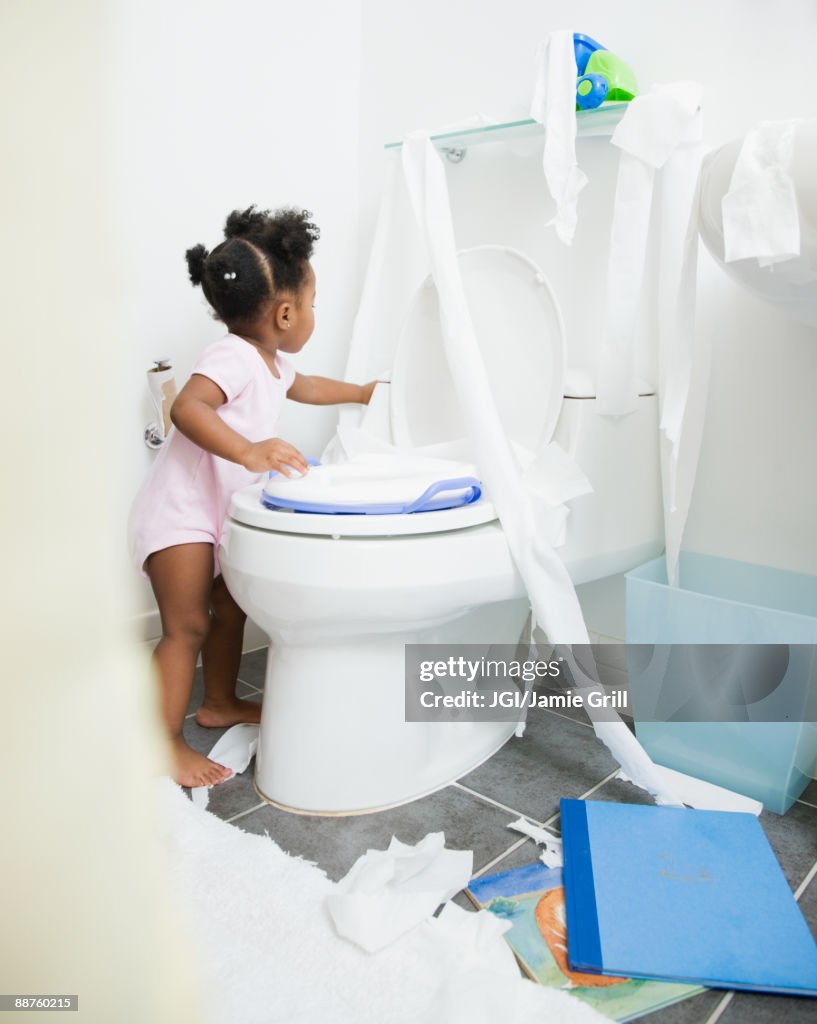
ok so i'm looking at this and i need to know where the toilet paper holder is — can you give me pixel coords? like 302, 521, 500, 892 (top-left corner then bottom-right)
144, 358, 177, 449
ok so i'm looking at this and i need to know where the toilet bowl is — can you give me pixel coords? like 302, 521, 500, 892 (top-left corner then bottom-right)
219, 246, 663, 814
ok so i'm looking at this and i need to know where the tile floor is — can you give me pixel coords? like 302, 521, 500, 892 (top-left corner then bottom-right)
184, 647, 817, 1024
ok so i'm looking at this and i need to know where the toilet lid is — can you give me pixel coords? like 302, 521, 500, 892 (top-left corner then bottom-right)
390, 246, 566, 452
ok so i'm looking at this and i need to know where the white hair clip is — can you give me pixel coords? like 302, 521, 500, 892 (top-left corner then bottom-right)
223, 271, 237, 280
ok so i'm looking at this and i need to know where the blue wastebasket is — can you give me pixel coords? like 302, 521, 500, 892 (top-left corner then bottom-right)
625, 552, 817, 813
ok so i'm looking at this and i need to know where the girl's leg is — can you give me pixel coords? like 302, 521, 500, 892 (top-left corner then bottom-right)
146, 543, 232, 788
195, 575, 262, 728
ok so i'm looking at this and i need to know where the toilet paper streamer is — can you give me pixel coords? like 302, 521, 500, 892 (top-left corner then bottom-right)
659, 151, 709, 587
590, 82, 706, 590
596, 83, 703, 418
530, 29, 587, 246
190, 723, 259, 809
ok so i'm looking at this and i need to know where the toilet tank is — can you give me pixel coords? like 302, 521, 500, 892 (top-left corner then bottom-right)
553, 377, 664, 584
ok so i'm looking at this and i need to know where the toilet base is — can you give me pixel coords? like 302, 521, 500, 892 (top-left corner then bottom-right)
252, 723, 515, 817
253, 627, 525, 814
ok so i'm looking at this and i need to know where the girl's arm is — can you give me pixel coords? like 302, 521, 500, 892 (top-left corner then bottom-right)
288, 374, 377, 406
171, 374, 308, 476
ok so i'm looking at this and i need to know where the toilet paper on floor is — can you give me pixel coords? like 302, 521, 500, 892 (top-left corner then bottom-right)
616, 765, 762, 815
326, 832, 473, 952
507, 817, 564, 868
190, 723, 259, 809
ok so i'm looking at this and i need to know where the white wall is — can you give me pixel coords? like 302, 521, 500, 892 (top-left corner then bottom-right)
121, 1, 817, 636
359, 0, 817, 636
112, 0, 363, 622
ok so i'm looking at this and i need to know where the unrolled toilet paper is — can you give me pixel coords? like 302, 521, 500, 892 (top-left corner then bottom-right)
190, 723, 259, 809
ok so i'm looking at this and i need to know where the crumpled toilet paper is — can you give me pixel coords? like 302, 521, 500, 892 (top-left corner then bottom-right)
326, 832, 473, 953
190, 723, 259, 810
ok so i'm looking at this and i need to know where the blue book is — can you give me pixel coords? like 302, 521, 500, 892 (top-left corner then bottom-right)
561, 799, 817, 996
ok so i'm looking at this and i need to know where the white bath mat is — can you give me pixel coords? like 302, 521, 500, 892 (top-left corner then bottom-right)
156, 780, 606, 1024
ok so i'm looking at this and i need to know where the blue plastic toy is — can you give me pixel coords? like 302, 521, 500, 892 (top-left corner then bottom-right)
573, 33, 638, 111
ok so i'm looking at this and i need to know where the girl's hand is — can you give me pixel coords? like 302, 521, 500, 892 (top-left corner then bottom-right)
360, 380, 378, 405
241, 438, 309, 477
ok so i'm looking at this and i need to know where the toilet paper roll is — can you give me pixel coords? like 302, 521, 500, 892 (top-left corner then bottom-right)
147, 365, 177, 440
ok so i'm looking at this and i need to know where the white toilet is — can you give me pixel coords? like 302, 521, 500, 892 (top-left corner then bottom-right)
219, 246, 663, 814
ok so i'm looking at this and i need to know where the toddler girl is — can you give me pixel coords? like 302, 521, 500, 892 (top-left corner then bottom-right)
129, 206, 374, 788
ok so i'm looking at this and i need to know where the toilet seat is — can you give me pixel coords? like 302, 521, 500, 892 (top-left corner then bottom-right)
230, 484, 498, 537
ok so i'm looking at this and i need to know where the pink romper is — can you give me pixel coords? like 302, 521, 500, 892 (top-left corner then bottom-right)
128, 333, 295, 577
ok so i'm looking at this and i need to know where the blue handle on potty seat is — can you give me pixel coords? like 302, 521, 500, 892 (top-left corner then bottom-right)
403, 477, 482, 513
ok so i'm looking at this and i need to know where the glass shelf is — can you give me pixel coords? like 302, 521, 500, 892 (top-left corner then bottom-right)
384, 102, 629, 153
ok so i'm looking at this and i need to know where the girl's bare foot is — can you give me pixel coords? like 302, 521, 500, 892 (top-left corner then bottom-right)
195, 696, 262, 729
171, 736, 233, 788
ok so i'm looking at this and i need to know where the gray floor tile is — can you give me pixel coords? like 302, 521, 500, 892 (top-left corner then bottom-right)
798, 869, 817, 931
185, 662, 262, 715
577, 773, 655, 808
458, 707, 620, 823
471, 836, 556, 881
636, 991, 724, 1024
237, 647, 268, 689
715, 989, 816, 1022
798, 777, 817, 808
185, 665, 206, 716
185, 677, 261, 722
235, 783, 523, 882
198, 765, 265, 822
756, 800, 817, 891
538, 702, 596, 729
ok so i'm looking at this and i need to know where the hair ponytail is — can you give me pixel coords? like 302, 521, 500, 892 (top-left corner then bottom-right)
185, 244, 209, 286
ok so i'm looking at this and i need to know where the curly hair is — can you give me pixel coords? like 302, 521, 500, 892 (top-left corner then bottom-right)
185, 206, 320, 323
